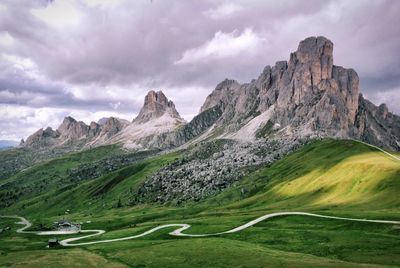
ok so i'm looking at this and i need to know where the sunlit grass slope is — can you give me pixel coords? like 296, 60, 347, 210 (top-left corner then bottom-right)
209, 139, 400, 213
1, 139, 400, 267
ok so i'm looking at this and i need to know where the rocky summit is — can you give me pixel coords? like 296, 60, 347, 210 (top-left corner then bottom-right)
22, 90, 185, 150
134, 90, 183, 124
21, 36, 399, 151
152, 36, 398, 151
199, 37, 360, 139
105, 90, 185, 149
22, 116, 128, 149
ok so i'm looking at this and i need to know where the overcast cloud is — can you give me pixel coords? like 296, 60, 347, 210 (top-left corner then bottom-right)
0, 0, 399, 141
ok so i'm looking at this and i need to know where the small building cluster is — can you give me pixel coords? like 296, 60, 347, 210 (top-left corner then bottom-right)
54, 220, 81, 232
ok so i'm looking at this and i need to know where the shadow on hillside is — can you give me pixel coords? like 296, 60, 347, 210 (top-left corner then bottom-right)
211, 139, 400, 212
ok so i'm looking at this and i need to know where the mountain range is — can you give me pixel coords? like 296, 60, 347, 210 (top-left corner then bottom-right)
2, 36, 400, 268
21, 36, 400, 151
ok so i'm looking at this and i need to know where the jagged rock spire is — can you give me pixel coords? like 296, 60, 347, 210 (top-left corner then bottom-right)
133, 90, 183, 123
292, 36, 334, 81
194, 36, 383, 147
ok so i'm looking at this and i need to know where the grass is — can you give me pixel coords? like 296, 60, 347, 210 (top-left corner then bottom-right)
3, 150, 182, 219
202, 139, 400, 215
2, 214, 398, 267
0, 139, 400, 267
0, 249, 127, 267
100, 238, 375, 268
0, 144, 124, 209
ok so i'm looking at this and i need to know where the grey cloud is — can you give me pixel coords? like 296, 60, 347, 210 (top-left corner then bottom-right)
0, 66, 142, 113
0, 0, 400, 141
3, 0, 400, 89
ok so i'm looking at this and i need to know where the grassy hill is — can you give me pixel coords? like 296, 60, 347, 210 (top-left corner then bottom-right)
206, 139, 400, 215
1, 139, 399, 267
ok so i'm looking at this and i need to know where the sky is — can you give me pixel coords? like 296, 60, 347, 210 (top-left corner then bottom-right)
0, 0, 399, 141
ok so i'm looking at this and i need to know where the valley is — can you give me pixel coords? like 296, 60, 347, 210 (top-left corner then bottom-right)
1, 139, 400, 267
1, 34, 399, 267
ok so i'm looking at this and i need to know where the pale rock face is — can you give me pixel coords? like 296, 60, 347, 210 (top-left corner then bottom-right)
97, 117, 111, 125
109, 90, 185, 149
57, 116, 94, 142
24, 116, 103, 148
269, 36, 359, 136
88, 117, 130, 146
22, 90, 185, 149
294, 36, 333, 82
134, 90, 183, 124
200, 79, 241, 113
354, 96, 400, 150
186, 36, 398, 150
100, 117, 129, 138
89, 122, 101, 137
23, 127, 60, 148
21, 36, 399, 151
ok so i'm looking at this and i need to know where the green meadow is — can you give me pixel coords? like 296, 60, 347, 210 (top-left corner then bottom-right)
1, 139, 399, 267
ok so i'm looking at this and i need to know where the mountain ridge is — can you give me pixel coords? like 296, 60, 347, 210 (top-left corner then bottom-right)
20, 36, 400, 151
137, 36, 399, 151
21, 90, 185, 150
165, 36, 399, 150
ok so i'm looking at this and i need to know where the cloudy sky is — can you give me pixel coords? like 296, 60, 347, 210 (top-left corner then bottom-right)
0, 0, 399, 141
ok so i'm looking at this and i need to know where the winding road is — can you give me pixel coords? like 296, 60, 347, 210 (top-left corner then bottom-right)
1, 140, 399, 246
2, 212, 400, 247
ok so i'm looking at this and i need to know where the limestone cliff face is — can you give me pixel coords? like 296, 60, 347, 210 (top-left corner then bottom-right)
200, 79, 241, 113
265, 36, 360, 137
106, 90, 185, 149
192, 36, 398, 150
22, 90, 185, 150
23, 127, 60, 148
23, 116, 128, 149
21, 36, 399, 151
99, 117, 129, 139
355, 96, 400, 150
57, 116, 101, 142
134, 90, 183, 124
144, 105, 224, 148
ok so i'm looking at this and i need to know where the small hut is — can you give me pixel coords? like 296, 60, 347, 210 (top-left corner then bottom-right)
48, 238, 59, 247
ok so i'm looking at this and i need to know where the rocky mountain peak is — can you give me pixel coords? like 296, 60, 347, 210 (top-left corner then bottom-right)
269, 36, 360, 132
103, 117, 127, 131
147, 90, 168, 105
295, 36, 333, 70
56, 116, 92, 142
62, 116, 77, 124
284, 36, 334, 92
200, 79, 241, 113
23, 127, 59, 148
215, 79, 239, 91
89, 121, 99, 129
19, 36, 399, 151
188, 36, 399, 150
133, 90, 183, 124
57, 116, 77, 132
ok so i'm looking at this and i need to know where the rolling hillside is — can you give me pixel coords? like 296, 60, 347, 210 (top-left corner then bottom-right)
1, 139, 399, 267
209, 139, 400, 214
1, 139, 399, 218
